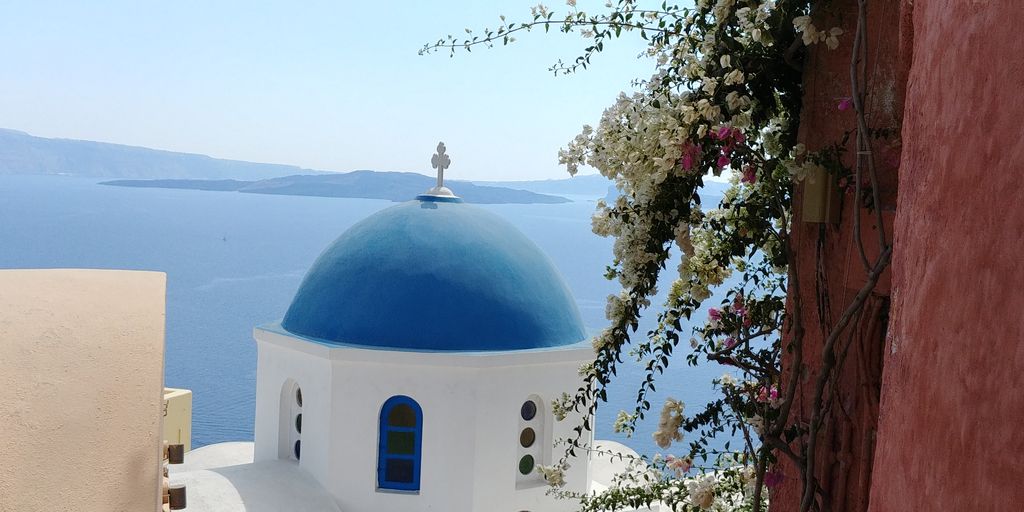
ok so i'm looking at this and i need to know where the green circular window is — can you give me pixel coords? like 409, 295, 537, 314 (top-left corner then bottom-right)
521, 400, 537, 421
518, 454, 535, 475
520, 427, 536, 448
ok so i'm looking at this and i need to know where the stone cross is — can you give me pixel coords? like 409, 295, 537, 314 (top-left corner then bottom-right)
431, 142, 451, 189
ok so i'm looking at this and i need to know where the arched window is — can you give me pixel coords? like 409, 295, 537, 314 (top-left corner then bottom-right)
279, 379, 302, 462
377, 395, 422, 491
516, 395, 546, 487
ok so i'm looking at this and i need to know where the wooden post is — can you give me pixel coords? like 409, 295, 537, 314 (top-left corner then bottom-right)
167, 443, 184, 465
168, 483, 186, 510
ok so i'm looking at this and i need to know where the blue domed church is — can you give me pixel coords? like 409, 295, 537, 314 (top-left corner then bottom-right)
248, 144, 595, 511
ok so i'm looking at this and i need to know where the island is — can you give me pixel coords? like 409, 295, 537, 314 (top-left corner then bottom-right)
101, 171, 573, 204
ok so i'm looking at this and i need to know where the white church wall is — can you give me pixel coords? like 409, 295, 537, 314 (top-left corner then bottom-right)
253, 330, 333, 485
255, 327, 595, 512
471, 359, 593, 512
325, 358, 478, 512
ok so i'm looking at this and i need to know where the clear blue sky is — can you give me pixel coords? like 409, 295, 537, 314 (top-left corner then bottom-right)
0, 1, 655, 180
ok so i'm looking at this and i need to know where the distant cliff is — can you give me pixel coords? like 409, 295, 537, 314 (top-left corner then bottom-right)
0, 128, 318, 180
102, 171, 572, 204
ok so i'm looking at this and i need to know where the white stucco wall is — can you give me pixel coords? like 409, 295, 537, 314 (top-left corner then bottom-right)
253, 327, 593, 512
252, 335, 333, 482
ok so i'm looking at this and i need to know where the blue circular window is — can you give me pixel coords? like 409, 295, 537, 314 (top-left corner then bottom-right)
521, 400, 537, 421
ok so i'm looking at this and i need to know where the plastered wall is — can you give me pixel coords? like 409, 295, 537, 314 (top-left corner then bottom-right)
0, 269, 166, 512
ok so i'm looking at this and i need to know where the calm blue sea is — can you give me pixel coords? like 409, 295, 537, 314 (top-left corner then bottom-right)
0, 174, 730, 457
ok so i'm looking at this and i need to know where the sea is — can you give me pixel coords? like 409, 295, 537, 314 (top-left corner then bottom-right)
0, 174, 732, 458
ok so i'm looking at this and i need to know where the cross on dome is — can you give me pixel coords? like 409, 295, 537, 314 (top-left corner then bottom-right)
425, 141, 456, 198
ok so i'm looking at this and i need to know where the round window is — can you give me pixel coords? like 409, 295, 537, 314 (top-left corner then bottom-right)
520, 427, 536, 448
295, 387, 303, 408
295, 413, 302, 434
518, 454, 535, 475
520, 400, 537, 421
294, 439, 301, 460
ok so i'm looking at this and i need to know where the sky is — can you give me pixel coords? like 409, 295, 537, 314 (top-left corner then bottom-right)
0, 1, 657, 181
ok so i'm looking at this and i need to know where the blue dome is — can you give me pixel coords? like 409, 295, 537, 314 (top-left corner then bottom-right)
281, 196, 587, 351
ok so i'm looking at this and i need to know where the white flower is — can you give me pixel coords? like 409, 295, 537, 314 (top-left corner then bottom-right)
566, 0, 576, 6
577, 361, 594, 376
697, 99, 721, 121
551, 392, 572, 421
613, 410, 637, 434
605, 291, 628, 321
686, 474, 717, 509
793, 15, 822, 45
825, 27, 844, 50
725, 91, 741, 111
719, 54, 732, 68
591, 327, 616, 353
537, 462, 569, 487
712, 0, 736, 23
701, 78, 718, 95
652, 398, 685, 449
792, 15, 812, 32
674, 223, 694, 256
747, 414, 765, 434
723, 69, 745, 86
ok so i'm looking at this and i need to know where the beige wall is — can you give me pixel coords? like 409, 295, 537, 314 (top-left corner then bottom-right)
0, 269, 166, 512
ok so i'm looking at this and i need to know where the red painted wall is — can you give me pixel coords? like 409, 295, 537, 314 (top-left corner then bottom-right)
868, 0, 1024, 509
772, 1, 908, 510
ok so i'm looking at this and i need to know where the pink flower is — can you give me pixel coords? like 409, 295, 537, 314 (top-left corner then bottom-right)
716, 154, 731, 169
732, 297, 747, 317
724, 337, 737, 349
837, 97, 854, 111
665, 455, 693, 476
764, 470, 784, 488
712, 126, 732, 140
679, 142, 702, 172
757, 385, 780, 404
741, 164, 757, 184
708, 308, 721, 321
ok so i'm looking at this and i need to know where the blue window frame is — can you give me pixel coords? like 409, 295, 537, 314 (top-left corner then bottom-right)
377, 395, 422, 491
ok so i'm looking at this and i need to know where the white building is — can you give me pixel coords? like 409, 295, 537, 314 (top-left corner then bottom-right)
172, 145, 654, 512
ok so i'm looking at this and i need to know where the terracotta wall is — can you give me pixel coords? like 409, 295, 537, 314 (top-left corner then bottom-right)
772, 0, 909, 510
868, 0, 1024, 509
775, 0, 1024, 510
